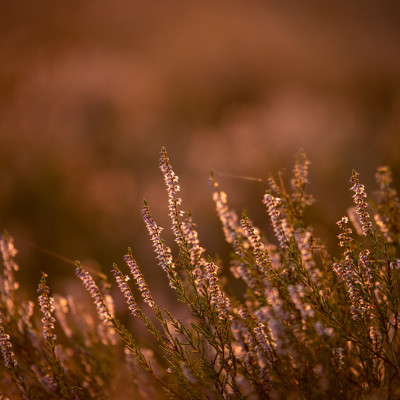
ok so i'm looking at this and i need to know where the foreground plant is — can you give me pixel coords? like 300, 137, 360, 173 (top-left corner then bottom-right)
1, 148, 400, 399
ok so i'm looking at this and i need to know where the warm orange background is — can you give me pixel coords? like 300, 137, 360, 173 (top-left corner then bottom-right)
1, 1, 400, 296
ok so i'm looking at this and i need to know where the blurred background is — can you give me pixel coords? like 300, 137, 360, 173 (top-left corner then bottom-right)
1, 0, 400, 300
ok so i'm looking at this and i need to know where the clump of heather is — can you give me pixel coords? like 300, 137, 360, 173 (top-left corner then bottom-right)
1, 147, 400, 399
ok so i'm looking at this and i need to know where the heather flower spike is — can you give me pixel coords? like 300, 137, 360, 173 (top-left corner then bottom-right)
75, 262, 113, 323
333, 216, 374, 319
209, 171, 241, 243
112, 264, 139, 316
123, 249, 155, 309
37, 272, 56, 342
263, 193, 288, 248
141, 201, 178, 290
0, 320, 30, 399
350, 170, 372, 235
337, 216, 353, 247
291, 150, 314, 210
0, 234, 20, 313
204, 261, 230, 318
0, 322, 18, 369
240, 215, 272, 278
374, 166, 400, 242
159, 147, 185, 244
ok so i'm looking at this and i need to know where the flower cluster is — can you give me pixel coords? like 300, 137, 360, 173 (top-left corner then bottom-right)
240, 216, 271, 277
332, 347, 344, 369
290, 150, 313, 209
294, 229, 321, 283
333, 235, 373, 318
112, 264, 139, 316
204, 261, 230, 318
141, 201, 177, 289
75, 264, 113, 323
253, 323, 275, 367
374, 166, 400, 242
159, 147, 184, 244
262, 193, 288, 248
390, 259, 400, 269
181, 215, 206, 287
336, 216, 353, 247
37, 273, 56, 342
0, 235, 19, 312
123, 249, 155, 309
291, 151, 310, 192
350, 170, 372, 235
209, 173, 241, 243
358, 249, 373, 289
0, 324, 17, 369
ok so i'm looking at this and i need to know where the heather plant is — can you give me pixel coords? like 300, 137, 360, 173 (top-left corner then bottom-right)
1, 147, 400, 399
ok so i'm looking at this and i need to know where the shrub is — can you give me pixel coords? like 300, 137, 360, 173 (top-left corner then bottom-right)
1, 147, 400, 399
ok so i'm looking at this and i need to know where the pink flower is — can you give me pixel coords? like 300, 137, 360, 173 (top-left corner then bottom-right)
75, 265, 113, 323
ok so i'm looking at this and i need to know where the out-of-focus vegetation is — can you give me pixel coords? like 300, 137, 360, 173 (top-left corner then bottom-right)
1, 1, 400, 293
